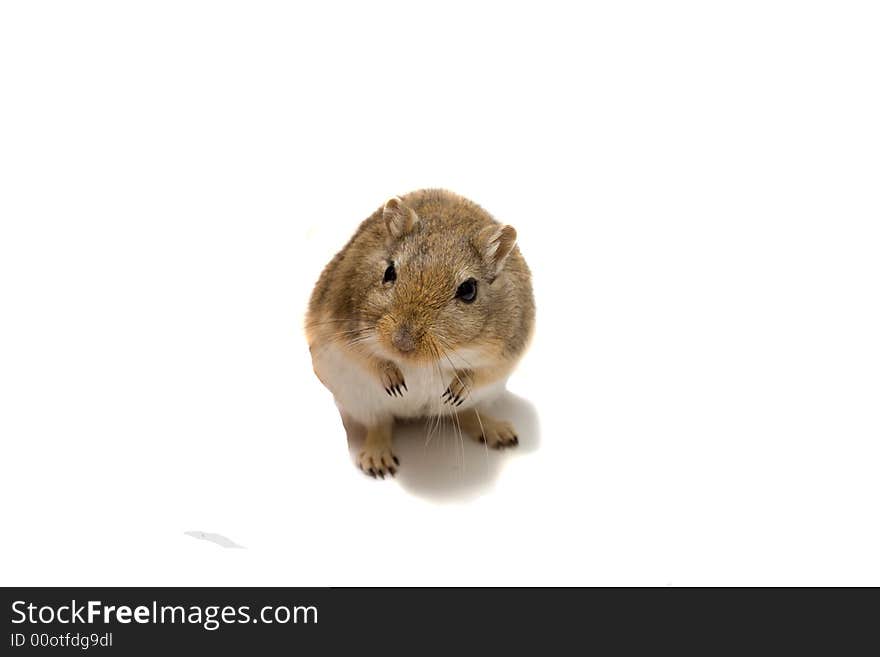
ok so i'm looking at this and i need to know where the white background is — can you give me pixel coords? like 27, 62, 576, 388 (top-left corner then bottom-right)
1, 2, 878, 586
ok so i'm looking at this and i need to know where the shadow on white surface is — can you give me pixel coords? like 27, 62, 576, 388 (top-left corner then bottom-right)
184, 531, 246, 549
346, 391, 540, 502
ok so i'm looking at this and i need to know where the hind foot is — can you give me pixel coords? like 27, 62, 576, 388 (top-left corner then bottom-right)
455, 408, 519, 449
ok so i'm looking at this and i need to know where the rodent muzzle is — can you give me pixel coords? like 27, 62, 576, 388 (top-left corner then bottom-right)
391, 325, 417, 354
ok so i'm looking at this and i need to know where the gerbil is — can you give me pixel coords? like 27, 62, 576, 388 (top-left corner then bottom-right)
305, 189, 535, 477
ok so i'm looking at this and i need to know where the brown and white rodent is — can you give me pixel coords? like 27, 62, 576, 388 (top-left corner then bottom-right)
306, 189, 535, 477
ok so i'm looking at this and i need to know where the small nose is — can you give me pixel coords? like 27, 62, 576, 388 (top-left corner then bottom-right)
392, 325, 416, 353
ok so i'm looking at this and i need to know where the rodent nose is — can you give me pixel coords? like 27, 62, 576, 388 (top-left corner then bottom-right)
392, 326, 416, 353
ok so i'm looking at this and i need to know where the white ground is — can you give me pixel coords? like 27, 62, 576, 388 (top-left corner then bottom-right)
1, 2, 879, 586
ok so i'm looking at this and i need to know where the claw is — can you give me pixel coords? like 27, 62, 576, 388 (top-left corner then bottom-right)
388, 467, 396, 476
393, 456, 399, 466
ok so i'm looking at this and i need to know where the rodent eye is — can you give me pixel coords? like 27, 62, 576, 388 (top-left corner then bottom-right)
455, 278, 478, 303
383, 262, 397, 284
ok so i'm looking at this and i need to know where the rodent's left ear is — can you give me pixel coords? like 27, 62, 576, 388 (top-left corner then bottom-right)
477, 224, 517, 282
383, 197, 419, 239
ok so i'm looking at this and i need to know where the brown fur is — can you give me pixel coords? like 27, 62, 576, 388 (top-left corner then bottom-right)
305, 189, 535, 476
306, 188, 535, 365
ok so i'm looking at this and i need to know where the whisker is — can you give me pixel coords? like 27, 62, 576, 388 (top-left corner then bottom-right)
473, 406, 490, 464
431, 338, 469, 473
439, 349, 470, 398
424, 339, 446, 447
434, 335, 476, 371
304, 317, 365, 328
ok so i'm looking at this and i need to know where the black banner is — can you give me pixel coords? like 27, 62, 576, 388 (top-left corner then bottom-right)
1, 587, 874, 653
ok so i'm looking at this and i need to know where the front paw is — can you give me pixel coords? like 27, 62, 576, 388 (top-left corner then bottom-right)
380, 362, 407, 397
442, 370, 473, 406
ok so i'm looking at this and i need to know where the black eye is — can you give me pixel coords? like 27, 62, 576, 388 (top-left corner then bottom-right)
383, 262, 397, 284
455, 278, 478, 303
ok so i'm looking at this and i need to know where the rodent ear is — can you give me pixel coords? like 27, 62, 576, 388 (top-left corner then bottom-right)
383, 197, 419, 239
477, 224, 517, 282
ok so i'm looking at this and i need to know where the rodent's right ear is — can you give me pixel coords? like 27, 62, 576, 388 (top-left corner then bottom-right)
383, 197, 419, 239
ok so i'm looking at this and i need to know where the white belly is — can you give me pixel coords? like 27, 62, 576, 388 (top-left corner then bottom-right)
311, 342, 505, 426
